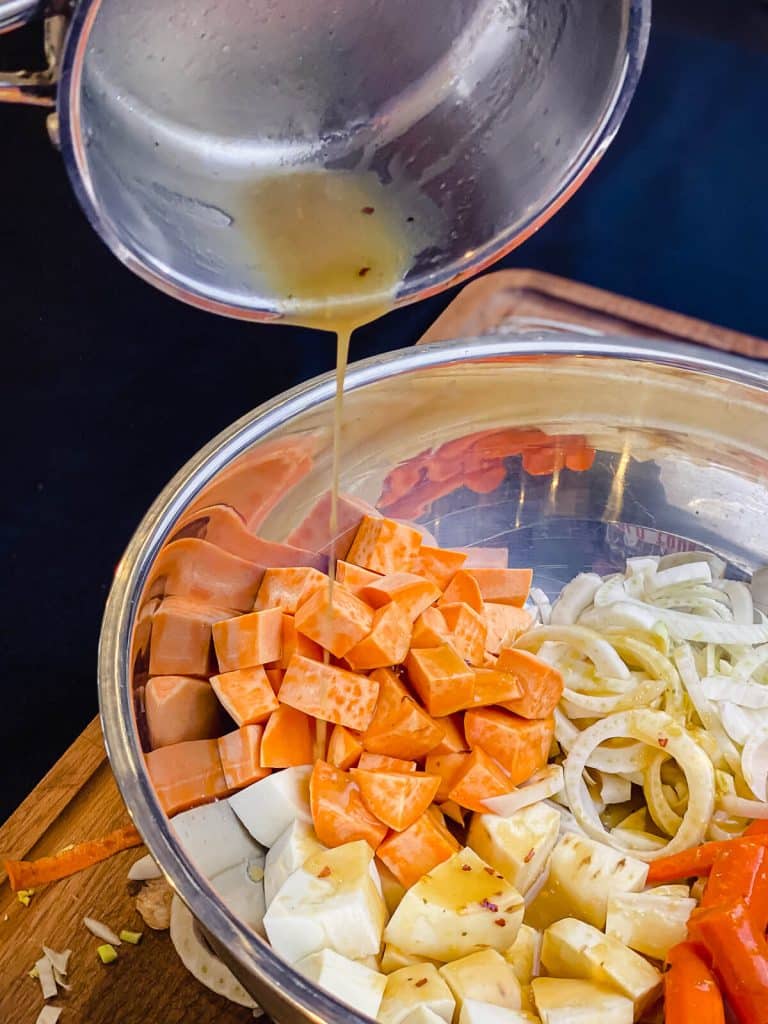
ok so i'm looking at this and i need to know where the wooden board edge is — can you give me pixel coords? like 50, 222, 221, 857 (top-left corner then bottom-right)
0, 716, 107, 879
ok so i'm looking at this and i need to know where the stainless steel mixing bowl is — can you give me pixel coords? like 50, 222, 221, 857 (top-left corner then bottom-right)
100, 335, 768, 1023
2, 0, 649, 319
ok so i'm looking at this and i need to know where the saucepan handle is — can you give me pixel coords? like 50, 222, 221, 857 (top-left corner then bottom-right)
0, 1, 68, 110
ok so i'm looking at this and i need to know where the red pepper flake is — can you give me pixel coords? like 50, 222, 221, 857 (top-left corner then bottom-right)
415, 978, 428, 988
461, 864, 472, 871
317, 866, 331, 878
361, 206, 375, 215
658, 737, 669, 748
480, 898, 499, 912
358, 266, 371, 277
494, 918, 507, 927
524, 848, 535, 864
484, 866, 494, 875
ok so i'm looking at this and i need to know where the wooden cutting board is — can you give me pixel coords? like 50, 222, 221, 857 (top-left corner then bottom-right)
2, 269, 765, 1024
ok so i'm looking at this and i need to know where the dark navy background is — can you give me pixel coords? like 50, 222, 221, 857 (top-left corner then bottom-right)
1, 0, 767, 820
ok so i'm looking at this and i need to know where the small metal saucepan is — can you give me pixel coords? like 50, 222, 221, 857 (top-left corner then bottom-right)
2, 0, 649, 320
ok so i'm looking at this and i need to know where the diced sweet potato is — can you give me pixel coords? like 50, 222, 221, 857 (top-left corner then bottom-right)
448, 746, 513, 813
327, 725, 364, 770
432, 713, 469, 754
335, 560, 382, 595
363, 669, 445, 759
411, 606, 450, 648
146, 539, 264, 612
171, 503, 326, 570
273, 613, 323, 670
440, 570, 484, 613
310, 761, 388, 849
145, 738, 228, 816
351, 770, 441, 832
464, 708, 553, 785
294, 584, 373, 658
467, 666, 523, 708
345, 602, 412, 671
212, 607, 283, 672
440, 602, 487, 666
209, 666, 280, 726
405, 644, 475, 717
466, 568, 533, 607
485, 603, 533, 655
260, 705, 315, 768
280, 655, 380, 731
145, 675, 222, 750
439, 800, 466, 826
347, 515, 423, 575
357, 753, 417, 773
411, 546, 468, 588
361, 573, 441, 623
217, 725, 271, 790
496, 648, 564, 719
253, 566, 327, 614
149, 597, 233, 677
376, 808, 460, 889
286, 491, 377, 558
424, 752, 469, 802
265, 667, 284, 694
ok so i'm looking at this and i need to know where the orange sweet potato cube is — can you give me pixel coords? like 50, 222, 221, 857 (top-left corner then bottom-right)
464, 707, 553, 785
412, 606, 449, 648
376, 807, 460, 888
217, 725, 271, 790
212, 607, 283, 671
363, 668, 445, 759
274, 613, 323, 669
294, 583, 373, 658
448, 746, 514, 813
485, 603, 533, 655
149, 597, 233, 677
347, 515, 423, 575
145, 675, 221, 750
279, 655, 380, 731
468, 666, 523, 707
260, 705, 315, 768
360, 572, 441, 622
253, 566, 327, 613
405, 643, 475, 717
466, 568, 533, 607
440, 570, 484, 613
411, 546, 467, 589
145, 738, 229, 816
357, 752, 417, 773
424, 752, 469, 802
335, 560, 382, 595
440, 602, 487, 666
209, 666, 280, 726
496, 647, 564, 719
345, 602, 412, 671
327, 724, 364, 770
432, 713, 469, 754
310, 761, 388, 849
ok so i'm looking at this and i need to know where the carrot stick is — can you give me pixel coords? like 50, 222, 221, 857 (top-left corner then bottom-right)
701, 842, 768, 930
664, 942, 725, 1024
4, 825, 142, 891
745, 820, 768, 837
646, 834, 768, 885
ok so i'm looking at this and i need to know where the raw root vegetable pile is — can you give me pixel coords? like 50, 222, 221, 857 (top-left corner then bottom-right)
8, 513, 768, 1024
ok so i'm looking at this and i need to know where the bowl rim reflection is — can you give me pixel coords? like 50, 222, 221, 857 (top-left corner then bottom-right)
99, 335, 767, 1022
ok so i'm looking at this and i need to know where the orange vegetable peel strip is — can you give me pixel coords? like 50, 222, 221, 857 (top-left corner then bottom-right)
4, 825, 143, 891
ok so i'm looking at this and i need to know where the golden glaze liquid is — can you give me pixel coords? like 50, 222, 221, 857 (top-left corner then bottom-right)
244, 170, 417, 565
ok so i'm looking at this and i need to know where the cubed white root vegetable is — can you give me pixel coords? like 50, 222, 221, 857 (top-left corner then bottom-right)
210, 861, 266, 934
440, 950, 521, 1019
525, 834, 647, 932
264, 820, 325, 906
381, 945, 442, 973
460, 1001, 540, 1024
383, 849, 524, 963
504, 925, 541, 987
531, 978, 633, 1024
541, 919, 662, 1019
127, 853, 163, 881
228, 766, 312, 846
377, 859, 407, 914
357, 955, 383, 971
467, 803, 560, 896
169, 896, 259, 1009
296, 949, 386, 1019
400, 1008, 453, 1024
645, 884, 690, 897
172, 800, 264, 876
377, 963, 456, 1024
605, 892, 696, 961
263, 840, 386, 965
